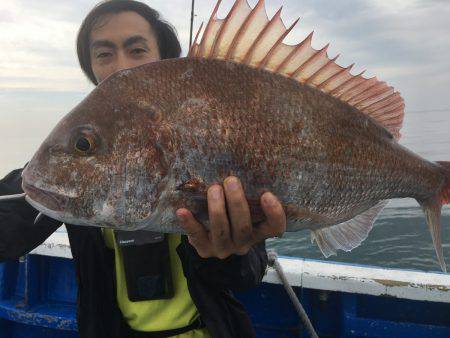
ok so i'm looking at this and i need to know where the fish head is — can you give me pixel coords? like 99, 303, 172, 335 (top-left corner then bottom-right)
22, 69, 174, 230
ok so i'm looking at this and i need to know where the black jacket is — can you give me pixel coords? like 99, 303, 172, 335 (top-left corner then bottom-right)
0, 168, 268, 338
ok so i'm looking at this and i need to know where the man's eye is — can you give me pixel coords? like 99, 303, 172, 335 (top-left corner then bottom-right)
96, 52, 111, 58
131, 48, 147, 55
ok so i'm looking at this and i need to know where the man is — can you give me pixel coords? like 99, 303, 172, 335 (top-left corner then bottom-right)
0, 1, 286, 337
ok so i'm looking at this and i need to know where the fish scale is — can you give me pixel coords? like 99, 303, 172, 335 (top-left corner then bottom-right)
141, 58, 435, 222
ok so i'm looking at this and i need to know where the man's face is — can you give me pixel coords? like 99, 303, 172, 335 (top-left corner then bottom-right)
89, 11, 161, 83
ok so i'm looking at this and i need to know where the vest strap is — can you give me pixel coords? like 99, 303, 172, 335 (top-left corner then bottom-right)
129, 316, 205, 338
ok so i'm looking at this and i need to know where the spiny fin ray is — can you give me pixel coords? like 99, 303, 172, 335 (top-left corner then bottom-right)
189, 0, 405, 139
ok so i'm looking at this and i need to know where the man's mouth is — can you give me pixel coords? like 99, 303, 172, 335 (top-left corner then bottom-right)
22, 181, 68, 212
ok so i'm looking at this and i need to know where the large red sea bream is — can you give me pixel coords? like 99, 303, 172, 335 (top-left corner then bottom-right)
5, 0, 449, 271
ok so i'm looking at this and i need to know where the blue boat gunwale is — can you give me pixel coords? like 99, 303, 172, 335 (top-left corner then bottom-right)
28, 228, 450, 304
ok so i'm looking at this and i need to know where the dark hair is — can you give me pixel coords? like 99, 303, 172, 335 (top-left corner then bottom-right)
77, 0, 181, 85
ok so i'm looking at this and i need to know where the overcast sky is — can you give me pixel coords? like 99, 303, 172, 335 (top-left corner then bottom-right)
0, 0, 450, 175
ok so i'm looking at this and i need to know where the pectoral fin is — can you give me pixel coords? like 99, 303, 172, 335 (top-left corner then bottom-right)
177, 177, 208, 195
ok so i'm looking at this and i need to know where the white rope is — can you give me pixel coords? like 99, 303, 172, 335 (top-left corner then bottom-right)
267, 251, 319, 338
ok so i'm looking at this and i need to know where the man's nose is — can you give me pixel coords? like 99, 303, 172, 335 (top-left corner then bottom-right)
114, 52, 134, 72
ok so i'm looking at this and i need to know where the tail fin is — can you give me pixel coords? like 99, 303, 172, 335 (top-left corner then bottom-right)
419, 161, 450, 273
437, 161, 450, 205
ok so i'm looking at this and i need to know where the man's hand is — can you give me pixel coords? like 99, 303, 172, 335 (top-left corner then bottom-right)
176, 176, 286, 259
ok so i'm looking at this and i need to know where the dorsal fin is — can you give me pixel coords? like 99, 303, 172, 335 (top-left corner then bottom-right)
189, 0, 405, 140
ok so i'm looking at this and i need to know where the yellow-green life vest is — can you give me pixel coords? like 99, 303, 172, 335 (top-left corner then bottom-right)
102, 229, 211, 337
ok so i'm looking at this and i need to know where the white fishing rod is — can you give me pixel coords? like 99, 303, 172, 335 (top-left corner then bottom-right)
0, 192, 44, 223
0, 193, 26, 201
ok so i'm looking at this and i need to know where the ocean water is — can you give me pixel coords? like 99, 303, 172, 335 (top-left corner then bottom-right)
1, 95, 449, 272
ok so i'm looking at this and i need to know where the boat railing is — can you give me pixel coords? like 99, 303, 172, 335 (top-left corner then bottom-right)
30, 229, 450, 303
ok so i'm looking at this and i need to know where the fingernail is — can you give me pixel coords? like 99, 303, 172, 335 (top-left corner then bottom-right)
226, 177, 239, 191
263, 193, 276, 207
176, 210, 185, 222
210, 186, 222, 199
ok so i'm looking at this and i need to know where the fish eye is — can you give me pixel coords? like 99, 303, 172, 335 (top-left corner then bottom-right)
72, 127, 99, 155
75, 136, 92, 153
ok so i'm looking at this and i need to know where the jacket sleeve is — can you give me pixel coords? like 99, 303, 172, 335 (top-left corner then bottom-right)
177, 235, 268, 291
0, 168, 62, 262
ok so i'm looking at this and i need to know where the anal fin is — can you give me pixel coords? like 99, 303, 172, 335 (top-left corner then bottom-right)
311, 201, 388, 257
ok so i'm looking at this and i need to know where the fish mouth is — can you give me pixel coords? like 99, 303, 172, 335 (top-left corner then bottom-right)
22, 181, 68, 212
